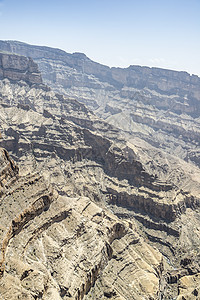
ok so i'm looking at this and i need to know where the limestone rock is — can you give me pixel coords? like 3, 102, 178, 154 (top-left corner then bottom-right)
0, 51, 42, 85
0, 148, 164, 299
1, 40, 199, 168
177, 273, 200, 299
0, 43, 200, 299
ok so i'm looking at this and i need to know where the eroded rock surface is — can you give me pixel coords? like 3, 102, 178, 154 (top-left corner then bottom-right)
0, 40, 199, 169
0, 48, 200, 299
0, 153, 164, 299
0, 51, 42, 85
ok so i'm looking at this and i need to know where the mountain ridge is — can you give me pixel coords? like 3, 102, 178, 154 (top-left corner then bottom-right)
1, 39, 200, 78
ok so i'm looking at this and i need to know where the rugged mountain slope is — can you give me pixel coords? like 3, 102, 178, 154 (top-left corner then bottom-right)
0, 111, 199, 300
0, 148, 166, 300
0, 50, 200, 299
0, 40, 199, 168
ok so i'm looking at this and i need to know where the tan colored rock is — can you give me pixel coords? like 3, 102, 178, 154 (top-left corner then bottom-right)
0, 170, 163, 299
0, 147, 199, 299
177, 273, 200, 299
0, 47, 200, 299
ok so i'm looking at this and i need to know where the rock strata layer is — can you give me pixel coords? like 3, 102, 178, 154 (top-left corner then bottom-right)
0, 51, 42, 85
0, 48, 200, 299
1, 40, 199, 169
0, 152, 164, 299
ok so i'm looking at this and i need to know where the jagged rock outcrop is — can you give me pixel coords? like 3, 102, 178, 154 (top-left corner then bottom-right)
0, 51, 42, 85
0, 147, 19, 197
0, 47, 200, 299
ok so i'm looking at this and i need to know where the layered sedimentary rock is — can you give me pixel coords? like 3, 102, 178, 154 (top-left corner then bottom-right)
1, 40, 199, 169
0, 49, 200, 299
1, 40, 200, 104
0, 152, 164, 299
0, 51, 42, 85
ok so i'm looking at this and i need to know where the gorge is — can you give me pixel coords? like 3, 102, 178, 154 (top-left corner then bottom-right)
0, 41, 199, 299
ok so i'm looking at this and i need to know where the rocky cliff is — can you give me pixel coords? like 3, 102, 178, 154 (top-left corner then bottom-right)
0, 148, 167, 300
0, 48, 200, 299
1, 40, 200, 104
0, 51, 42, 85
1, 40, 199, 170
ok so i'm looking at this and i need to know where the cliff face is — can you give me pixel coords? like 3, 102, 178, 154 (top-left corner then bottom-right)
0, 51, 42, 85
0, 48, 200, 299
0, 150, 164, 299
1, 40, 199, 170
1, 40, 200, 102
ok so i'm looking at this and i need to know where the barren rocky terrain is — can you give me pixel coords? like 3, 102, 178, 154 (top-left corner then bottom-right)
0, 45, 199, 299
1, 40, 199, 168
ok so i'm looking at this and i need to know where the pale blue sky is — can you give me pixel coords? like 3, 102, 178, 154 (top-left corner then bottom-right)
0, 0, 200, 75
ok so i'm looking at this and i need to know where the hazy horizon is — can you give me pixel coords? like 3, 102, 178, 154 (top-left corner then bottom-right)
0, 0, 200, 76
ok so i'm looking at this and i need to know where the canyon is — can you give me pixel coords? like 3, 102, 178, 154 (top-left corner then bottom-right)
0, 40, 199, 169
0, 43, 199, 299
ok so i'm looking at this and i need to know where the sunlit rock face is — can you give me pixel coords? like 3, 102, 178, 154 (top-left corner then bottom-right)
0, 46, 199, 299
0, 51, 42, 85
0, 151, 163, 299
1, 40, 199, 170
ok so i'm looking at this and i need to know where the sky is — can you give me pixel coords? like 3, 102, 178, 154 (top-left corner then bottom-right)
0, 0, 200, 76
